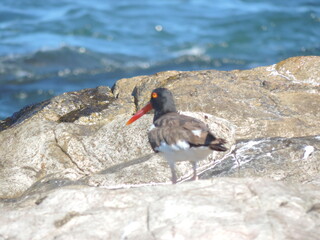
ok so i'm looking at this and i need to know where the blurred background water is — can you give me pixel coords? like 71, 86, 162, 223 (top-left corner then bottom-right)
0, 0, 319, 119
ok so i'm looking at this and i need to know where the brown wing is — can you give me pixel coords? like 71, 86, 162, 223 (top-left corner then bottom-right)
154, 112, 209, 130
148, 112, 227, 152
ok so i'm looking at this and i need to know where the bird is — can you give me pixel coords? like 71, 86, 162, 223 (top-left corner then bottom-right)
126, 88, 227, 184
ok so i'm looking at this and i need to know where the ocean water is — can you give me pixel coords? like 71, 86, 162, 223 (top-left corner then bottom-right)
0, 0, 319, 119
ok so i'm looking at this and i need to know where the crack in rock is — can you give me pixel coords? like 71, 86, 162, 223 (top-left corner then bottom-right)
146, 204, 157, 240
53, 129, 86, 175
54, 211, 81, 228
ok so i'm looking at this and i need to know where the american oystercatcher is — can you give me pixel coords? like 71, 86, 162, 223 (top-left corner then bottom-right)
126, 88, 227, 183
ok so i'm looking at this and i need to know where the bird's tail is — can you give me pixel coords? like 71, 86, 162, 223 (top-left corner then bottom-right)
209, 138, 228, 151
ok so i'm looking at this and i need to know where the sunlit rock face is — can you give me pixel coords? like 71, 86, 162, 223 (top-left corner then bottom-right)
0, 56, 320, 239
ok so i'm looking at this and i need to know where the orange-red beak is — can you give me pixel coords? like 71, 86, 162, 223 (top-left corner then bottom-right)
126, 102, 153, 125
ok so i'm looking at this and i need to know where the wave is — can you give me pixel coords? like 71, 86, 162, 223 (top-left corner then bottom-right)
0, 45, 248, 85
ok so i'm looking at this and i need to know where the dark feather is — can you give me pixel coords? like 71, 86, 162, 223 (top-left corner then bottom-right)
148, 112, 227, 152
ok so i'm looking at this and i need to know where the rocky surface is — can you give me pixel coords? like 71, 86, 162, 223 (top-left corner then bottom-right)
201, 135, 320, 185
1, 178, 320, 240
113, 56, 320, 140
0, 56, 319, 239
0, 111, 235, 198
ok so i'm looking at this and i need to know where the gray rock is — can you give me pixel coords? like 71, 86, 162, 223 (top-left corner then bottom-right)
0, 111, 235, 198
0, 178, 320, 240
201, 135, 320, 185
114, 56, 320, 140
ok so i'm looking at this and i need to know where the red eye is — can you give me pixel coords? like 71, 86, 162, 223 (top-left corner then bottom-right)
152, 92, 158, 98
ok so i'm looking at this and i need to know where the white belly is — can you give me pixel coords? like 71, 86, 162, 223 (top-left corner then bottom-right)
156, 141, 212, 162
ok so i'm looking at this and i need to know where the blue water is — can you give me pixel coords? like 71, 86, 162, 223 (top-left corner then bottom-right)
0, 0, 319, 119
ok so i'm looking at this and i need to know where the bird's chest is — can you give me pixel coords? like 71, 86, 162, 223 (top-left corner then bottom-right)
158, 143, 212, 162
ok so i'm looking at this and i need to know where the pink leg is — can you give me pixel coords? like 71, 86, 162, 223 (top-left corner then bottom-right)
191, 161, 198, 181
168, 160, 177, 184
